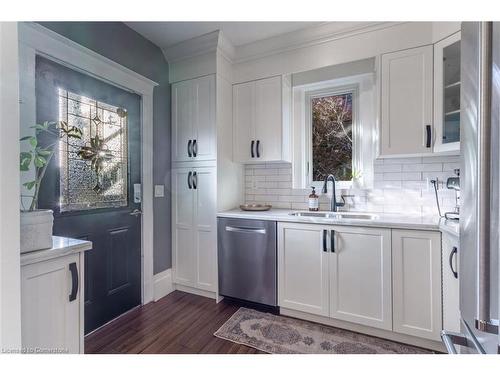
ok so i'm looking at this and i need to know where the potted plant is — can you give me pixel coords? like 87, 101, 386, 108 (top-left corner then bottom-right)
19, 121, 82, 253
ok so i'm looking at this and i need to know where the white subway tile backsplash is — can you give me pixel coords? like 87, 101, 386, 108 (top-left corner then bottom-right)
244, 156, 459, 216
377, 164, 402, 172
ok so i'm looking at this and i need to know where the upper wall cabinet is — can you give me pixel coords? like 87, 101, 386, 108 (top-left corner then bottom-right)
233, 75, 292, 163
433, 32, 461, 153
172, 75, 216, 163
380, 45, 434, 157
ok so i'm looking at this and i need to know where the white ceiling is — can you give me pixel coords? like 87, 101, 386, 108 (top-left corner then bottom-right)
125, 22, 323, 49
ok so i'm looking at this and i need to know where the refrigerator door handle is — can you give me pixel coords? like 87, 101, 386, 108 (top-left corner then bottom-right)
475, 22, 498, 335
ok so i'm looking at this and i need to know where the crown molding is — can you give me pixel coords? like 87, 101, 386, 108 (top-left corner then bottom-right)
163, 29, 236, 64
233, 22, 403, 64
162, 22, 404, 67
163, 30, 220, 63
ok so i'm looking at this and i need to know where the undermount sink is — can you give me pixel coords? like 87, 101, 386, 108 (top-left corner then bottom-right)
289, 211, 378, 220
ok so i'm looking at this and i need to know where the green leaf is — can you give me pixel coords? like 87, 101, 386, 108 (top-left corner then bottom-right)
20, 152, 32, 171
34, 155, 46, 168
29, 137, 37, 148
36, 148, 52, 157
23, 181, 36, 190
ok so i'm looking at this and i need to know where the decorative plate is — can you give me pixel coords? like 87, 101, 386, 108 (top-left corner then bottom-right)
239, 204, 272, 212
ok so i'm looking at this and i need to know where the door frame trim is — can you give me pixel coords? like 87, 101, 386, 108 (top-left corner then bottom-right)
18, 22, 158, 305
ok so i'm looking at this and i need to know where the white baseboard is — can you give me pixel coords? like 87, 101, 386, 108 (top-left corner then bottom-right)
174, 283, 216, 300
153, 268, 174, 302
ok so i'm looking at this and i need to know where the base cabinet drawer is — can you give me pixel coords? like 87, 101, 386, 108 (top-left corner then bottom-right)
392, 229, 442, 340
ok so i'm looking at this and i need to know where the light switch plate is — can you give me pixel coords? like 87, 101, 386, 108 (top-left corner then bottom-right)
154, 184, 165, 198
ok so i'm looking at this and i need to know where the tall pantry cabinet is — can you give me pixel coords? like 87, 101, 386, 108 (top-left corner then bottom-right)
171, 59, 242, 298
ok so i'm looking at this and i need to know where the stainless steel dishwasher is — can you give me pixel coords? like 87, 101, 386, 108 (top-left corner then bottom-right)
217, 217, 277, 307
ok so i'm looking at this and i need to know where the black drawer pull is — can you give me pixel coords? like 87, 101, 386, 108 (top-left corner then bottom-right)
331, 230, 335, 253
193, 139, 197, 157
449, 246, 458, 279
251, 140, 255, 158
192, 171, 197, 189
187, 171, 192, 189
426, 125, 432, 148
69, 262, 78, 302
187, 140, 192, 157
256, 140, 261, 158
322, 230, 327, 252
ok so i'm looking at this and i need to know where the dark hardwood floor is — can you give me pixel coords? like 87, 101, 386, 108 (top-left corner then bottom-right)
85, 291, 264, 354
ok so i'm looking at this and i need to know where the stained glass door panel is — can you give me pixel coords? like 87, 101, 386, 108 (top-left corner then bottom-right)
58, 89, 128, 211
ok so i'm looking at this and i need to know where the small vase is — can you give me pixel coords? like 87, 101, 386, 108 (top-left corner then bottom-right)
20, 209, 54, 253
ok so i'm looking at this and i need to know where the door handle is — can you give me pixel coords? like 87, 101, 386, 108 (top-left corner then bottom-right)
187, 171, 192, 189
256, 140, 261, 158
129, 209, 142, 217
69, 262, 78, 302
322, 230, 328, 252
188, 140, 192, 157
192, 139, 197, 157
192, 171, 197, 189
449, 246, 458, 279
251, 140, 255, 158
225, 226, 266, 234
425, 125, 432, 148
330, 230, 335, 253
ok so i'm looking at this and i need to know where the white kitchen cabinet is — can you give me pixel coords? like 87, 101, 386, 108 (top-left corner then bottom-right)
278, 222, 329, 317
380, 45, 434, 157
433, 32, 461, 153
172, 75, 216, 163
278, 222, 392, 330
442, 232, 460, 332
329, 226, 392, 330
21, 252, 83, 354
392, 229, 442, 341
172, 166, 217, 292
233, 75, 292, 163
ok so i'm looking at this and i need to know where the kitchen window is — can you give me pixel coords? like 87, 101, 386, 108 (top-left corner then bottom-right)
309, 89, 355, 183
292, 73, 375, 189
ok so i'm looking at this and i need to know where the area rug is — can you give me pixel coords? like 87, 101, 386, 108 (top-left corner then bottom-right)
214, 307, 432, 354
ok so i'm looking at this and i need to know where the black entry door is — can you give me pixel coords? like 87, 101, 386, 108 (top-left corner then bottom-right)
35, 56, 142, 334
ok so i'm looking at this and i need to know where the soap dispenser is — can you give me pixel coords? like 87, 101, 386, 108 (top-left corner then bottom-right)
308, 187, 319, 211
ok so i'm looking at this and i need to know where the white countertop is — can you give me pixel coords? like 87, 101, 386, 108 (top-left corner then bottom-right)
218, 209, 442, 231
439, 219, 460, 237
21, 236, 92, 266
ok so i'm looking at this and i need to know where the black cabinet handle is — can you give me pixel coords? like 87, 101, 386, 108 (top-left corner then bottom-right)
251, 140, 255, 158
69, 262, 78, 302
256, 140, 261, 158
425, 125, 432, 148
322, 230, 328, 252
330, 230, 335, 253
192, 171, 197, 189
187, 171, 192, 189
187, 140, 192, 157
193, 139, 197, 157
449, 246, 458, 279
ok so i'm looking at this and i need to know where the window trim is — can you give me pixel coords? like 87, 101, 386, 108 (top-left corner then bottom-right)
305, 84, 359, 189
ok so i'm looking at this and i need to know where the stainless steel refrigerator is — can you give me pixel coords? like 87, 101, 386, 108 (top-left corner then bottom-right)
441, 21, 499, 354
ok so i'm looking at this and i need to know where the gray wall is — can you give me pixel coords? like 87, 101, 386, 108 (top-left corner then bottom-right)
39, 22, 171, 274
